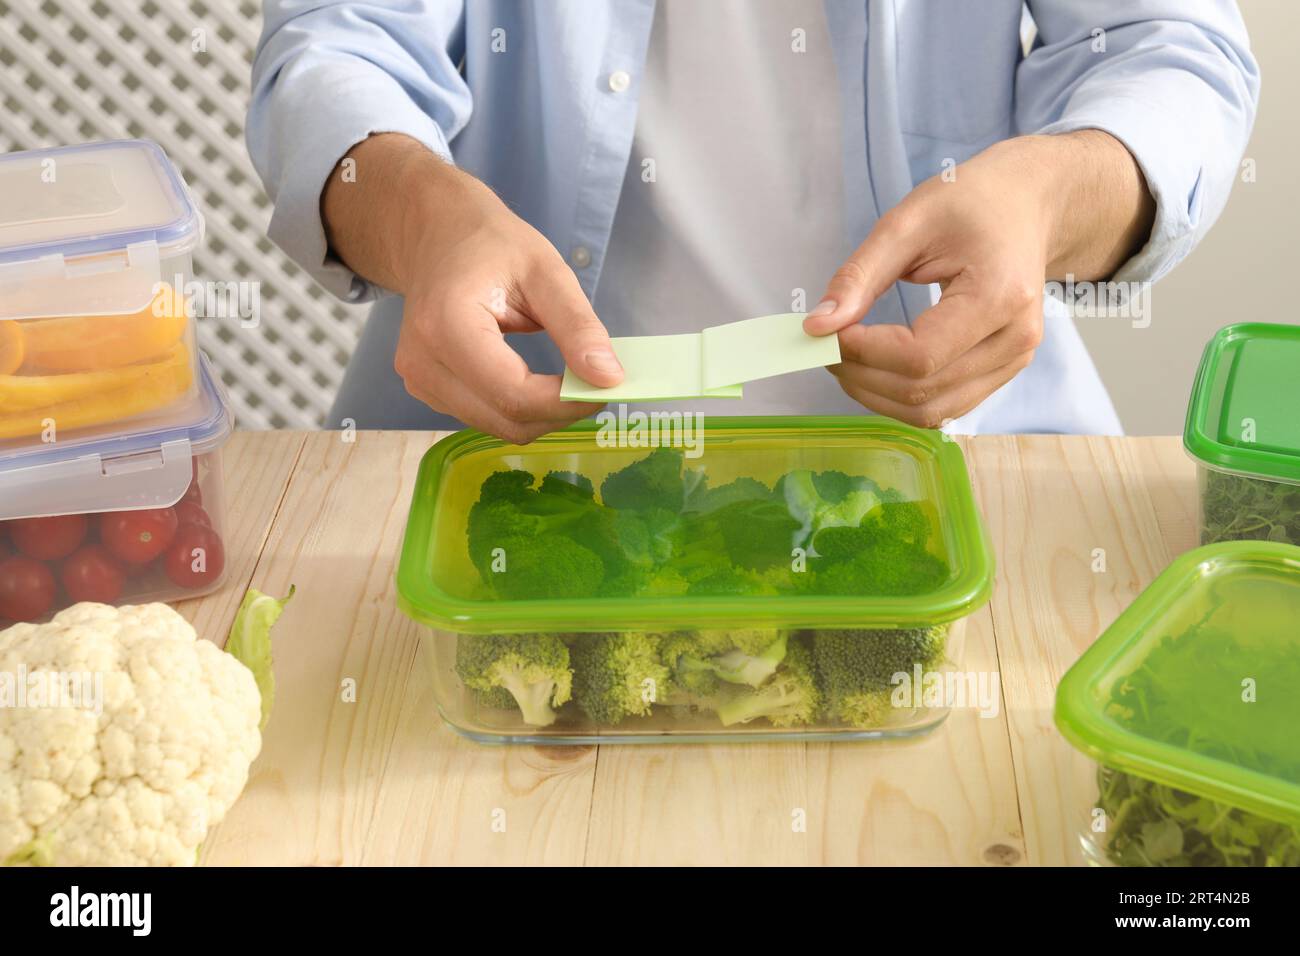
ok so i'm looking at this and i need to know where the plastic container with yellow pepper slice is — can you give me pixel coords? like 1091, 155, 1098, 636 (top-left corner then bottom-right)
0, 141, 231, 625
0, 140, 203, 444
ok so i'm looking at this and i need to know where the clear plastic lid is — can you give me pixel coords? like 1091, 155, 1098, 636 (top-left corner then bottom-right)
0, 352, 232, 520
0, 140, 203, 321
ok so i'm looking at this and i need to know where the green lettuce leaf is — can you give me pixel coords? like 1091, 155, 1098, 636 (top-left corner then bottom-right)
226, 586, 294, 730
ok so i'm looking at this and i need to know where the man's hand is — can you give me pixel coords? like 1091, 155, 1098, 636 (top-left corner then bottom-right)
805, 131, 1155, 428
322, 134, 622, 443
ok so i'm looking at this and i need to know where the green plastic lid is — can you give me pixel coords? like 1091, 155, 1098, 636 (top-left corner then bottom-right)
1184, 322, 1300, 483
1056, 541, 1300, 827
396, 416, 993, 633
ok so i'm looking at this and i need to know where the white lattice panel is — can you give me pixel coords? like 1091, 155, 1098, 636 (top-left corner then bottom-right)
0, 0, 365, 428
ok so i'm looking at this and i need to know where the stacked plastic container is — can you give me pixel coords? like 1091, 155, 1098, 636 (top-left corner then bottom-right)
1056, 542, 1300, 867
0, 141, 232, 623
397, 416, 994, 743
1184, 323, 1300, 547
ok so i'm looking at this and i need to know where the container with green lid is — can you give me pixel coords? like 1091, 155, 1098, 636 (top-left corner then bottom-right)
1056, 541, 1300, 867
1185, 322, 1300, 546
396, 416, 994, 744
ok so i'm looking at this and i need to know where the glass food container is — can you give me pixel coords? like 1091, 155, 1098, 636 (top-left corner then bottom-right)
0, 140, 204, 446
397, 416, 994, 744
1185, 323, 1300, 547
1056, 541, 1300, 867
0, 355, 233, 624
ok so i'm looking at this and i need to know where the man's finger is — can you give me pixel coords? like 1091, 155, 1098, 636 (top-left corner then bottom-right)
833, 317, 1037, 403
835, 356, 1031, 430
403, 358, 595, 443
525, 261, 625, 388
417, 306, 605, 424
835, 280, 1012, 379
804, 211, 924, 336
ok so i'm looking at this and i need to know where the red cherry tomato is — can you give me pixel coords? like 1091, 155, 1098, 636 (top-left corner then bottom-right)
8, 514, 88, 561
173, 500, 212, 529
61, 544, 126, 604
182, 459, 204, 505
100, 508, 179, 565
0, 556, 57, 622
163, 525, 225, 589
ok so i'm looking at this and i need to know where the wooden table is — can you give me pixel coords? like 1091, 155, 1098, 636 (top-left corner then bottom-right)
188, 431, 1198, 866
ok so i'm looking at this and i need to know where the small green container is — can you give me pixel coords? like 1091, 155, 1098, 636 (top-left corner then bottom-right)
397, 416, 994, 744
1185, 322, 1300, 546
1056, 541, 1300, 867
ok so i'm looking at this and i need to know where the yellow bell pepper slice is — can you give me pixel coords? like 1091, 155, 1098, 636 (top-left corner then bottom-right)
0, 343, 193, 439
0, 320, 23, 376
19, 286, 188, 373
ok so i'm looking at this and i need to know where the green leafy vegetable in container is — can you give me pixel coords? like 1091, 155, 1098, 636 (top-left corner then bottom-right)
1095, 766, 1300, 867
1201, 468, 1300, 545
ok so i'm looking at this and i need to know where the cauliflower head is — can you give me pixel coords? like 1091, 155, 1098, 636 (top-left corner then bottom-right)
0, 602, 263, 866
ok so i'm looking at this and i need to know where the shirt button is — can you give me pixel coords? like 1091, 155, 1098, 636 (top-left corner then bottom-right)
570, 246, 592, 268
607, 70, 631, 93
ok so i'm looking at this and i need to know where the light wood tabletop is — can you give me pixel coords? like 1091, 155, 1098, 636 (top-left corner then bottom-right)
188, 430, 1199, 866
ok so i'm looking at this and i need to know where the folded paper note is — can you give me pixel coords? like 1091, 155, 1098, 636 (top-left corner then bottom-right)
560, 312, 841, 402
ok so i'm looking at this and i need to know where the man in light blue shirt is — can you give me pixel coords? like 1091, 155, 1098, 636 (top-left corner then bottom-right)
248, 1, 1258, 440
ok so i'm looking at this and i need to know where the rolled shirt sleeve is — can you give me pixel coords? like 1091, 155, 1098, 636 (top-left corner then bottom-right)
246, 1, 472, 302
1017, 1, 1260, 285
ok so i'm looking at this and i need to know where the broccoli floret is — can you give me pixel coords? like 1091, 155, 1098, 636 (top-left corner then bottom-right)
600, 448, 685, 511
685, 566, 779, 596
715, 641, 821, 727
811, 536, 949, 595
663, 629, 789, 688
684, 476, 772, 513
539, 470, 595, 502
493, 534, 605, 599
811, 626, 949, 727
571, 632, 673, 724
471, 684, 522, 710
479, 469, 537, 504
467, 470, 597, 574
809, 496, 930, 560
780, 469, 882, 553
455, 633, 574, 726
708, 499, 801, 570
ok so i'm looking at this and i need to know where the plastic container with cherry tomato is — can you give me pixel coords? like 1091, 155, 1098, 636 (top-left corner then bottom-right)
0, 355, 232, 624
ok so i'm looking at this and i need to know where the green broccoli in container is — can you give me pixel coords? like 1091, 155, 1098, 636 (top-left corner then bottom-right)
599, 447, 686, 511
712, 640, 821, 727
811, 626, 949, 727
778, 469, 882, 554
455, 633, 574, 727
662, 629, 790, 688
570, 632, 673, 724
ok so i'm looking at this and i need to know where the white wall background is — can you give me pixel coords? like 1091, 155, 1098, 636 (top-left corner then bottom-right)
1074, 0, 1298, 434
0, 0, 1291, 434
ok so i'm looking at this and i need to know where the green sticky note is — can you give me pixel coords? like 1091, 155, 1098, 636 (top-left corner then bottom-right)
560, 334, 744, 402
559, 313, 840, 403
702, 312, 842, 390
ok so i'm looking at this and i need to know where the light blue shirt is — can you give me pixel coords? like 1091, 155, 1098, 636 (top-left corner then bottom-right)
248, 0, 1258, 434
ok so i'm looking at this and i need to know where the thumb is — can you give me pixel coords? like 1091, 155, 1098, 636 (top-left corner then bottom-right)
525, 262, 624, 387
804, 212, 922, 336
